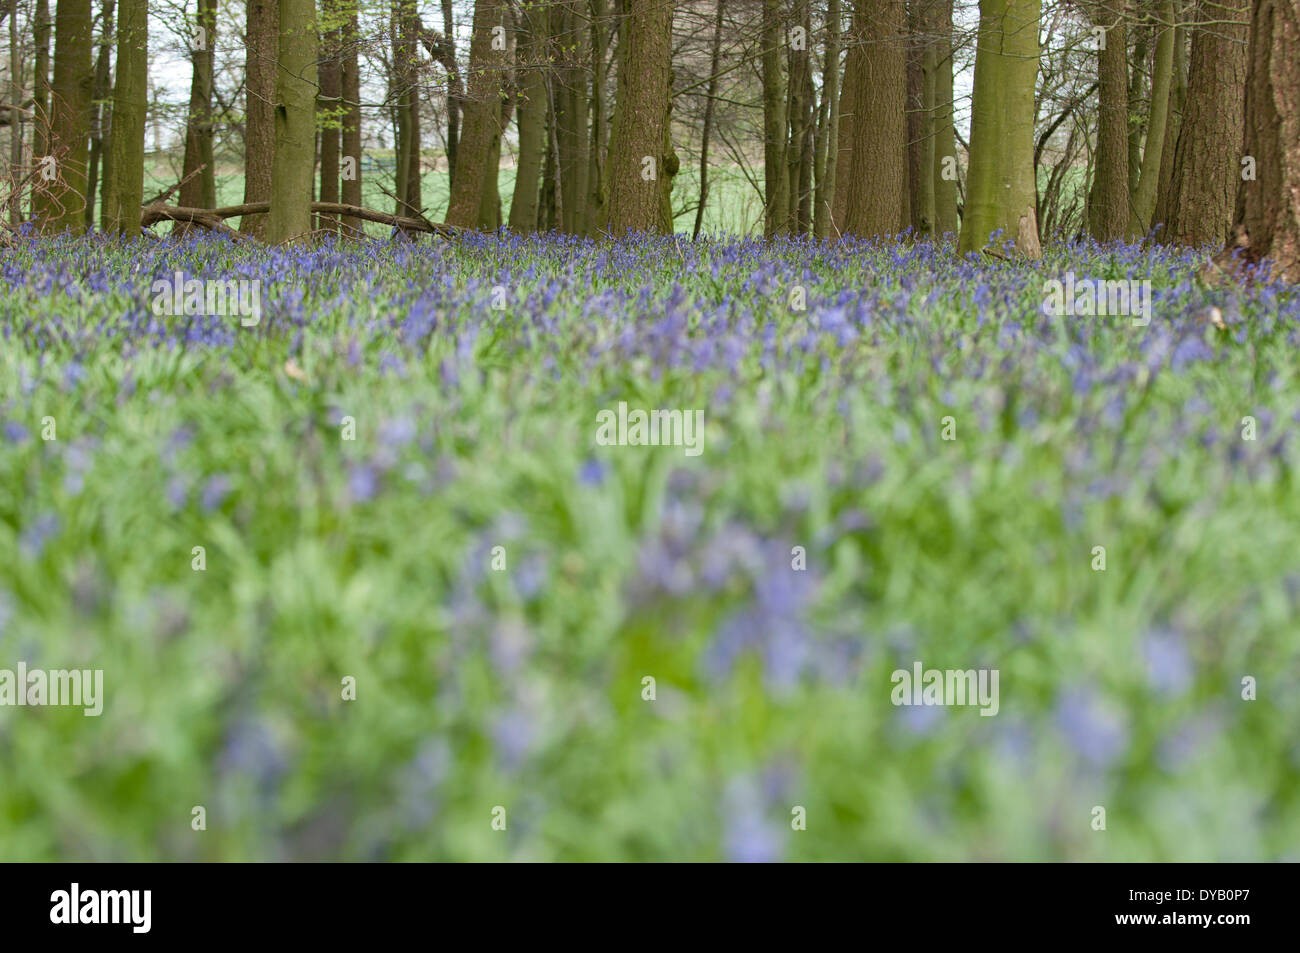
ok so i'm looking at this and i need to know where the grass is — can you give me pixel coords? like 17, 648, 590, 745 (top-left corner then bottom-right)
0, 229, 1297, 860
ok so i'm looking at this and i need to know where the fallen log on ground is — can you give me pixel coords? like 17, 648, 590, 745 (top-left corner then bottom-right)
140, 202, 457, 241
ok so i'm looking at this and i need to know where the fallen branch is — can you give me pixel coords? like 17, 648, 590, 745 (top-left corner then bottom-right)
140, 202, 457, 240
142, 164, 208, 207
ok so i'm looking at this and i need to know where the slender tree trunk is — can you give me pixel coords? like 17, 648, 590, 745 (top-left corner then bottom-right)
509, 1, 545, 232
441, 0, 460, 189
844, 0, 908, 237
1227, 0, 1300, 280
392, 0, 422, 218
318, 8, 342, 234
1088, 1, 1129, 242
910, 0, 939, 237
958, 0, 1041, 256
693, 0, 726, 240
604, 0, 673, 233
906, 0, 926, 235
36, 0, 94, 233
833, 9, 864, 234
241, 0, 277, 234
102, 0, 146, 235
761, 0, 787, 237
1126, 19, 1148, 199
33, 0, 52, 204
85, 0, 114, 231
266, 0, 317, 242
930, 0, 958, 235
445, 0, 507, 229
813, 0, 840, 238
586, 0, 609, 232
1151, 4, 1187, 236
340, 3, 362, 236
552, 0, 589, 234
785, 0, 813, 232
180, 0, 217, 223
1158, 0, 1249, 246
9, 0, 22, 224
1129, 0, 1175, 235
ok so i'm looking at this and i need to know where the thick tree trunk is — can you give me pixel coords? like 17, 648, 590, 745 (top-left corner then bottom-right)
241, 0, 278, 234
102, 0, 146, 235
761, 0, 787, 237
445, 0, 507, 229
958, 0, 1041, 257
844, 0, 908, 238
1228, 0, 1300, 280
1129, 0, 1175, 235
1088, 1, 1128, 242
266, 0, 317, 243
36, 0, 94, 233
1158, 0, 1250, 246
604, 0, 673, 233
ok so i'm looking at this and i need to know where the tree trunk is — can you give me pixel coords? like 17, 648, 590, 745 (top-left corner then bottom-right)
509, 1, 546, 232
786, 0, 813, 232
1126, 19, 1148, 199
551, 1, 589, 234
392, 0, 422, 218
930, 0, 958, 235
102, 0, 146, 235
813, 0, 840, 238
9, 0, 22, 225
266, 0, 317, 243
587, 0, 610, 232
604, 0, 673, 233
1227, 0, 1300, 280
85, 0, 114, 232
445, 0, 507, 229
958, 0, 1041, 257
761, 0, 787, 237
36, 0, 94, 233
340, 3, 362, 236
318, 8, 342, 234
241, 0, 278, 234
1158, 0, 1250, 246
844, 0, 908, 237
180, 0, 217, 223
1129, 0, 1175, 235
831, 26, 861, 234
33, 0, 51, 205
693, 0, 726, 240
441, 0, 460, 189
1088, 1, 1128, 242
1151, 4, 1187, 236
